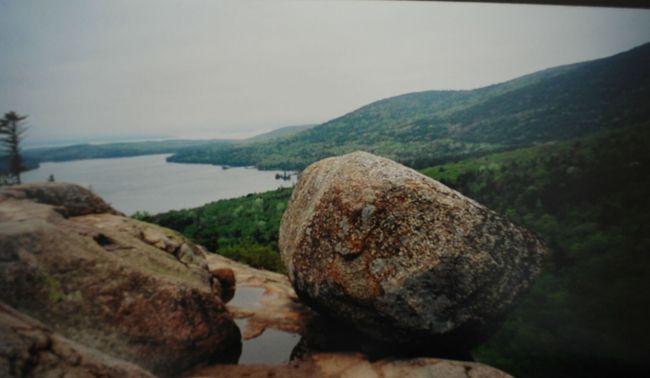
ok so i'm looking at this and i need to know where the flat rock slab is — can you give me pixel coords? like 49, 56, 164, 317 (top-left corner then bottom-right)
189, 352, 512, 378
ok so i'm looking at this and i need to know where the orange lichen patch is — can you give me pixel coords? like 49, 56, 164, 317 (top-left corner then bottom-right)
279, 152, 547, 348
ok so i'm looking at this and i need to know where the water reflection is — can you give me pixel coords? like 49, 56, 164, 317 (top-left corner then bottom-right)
221, 282, 475, 368
228, 286, 265, 310
227, 285, 301, 364
234, 318, 300, 364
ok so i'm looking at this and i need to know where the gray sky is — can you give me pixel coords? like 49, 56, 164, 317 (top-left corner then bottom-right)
1, 1, 650, 146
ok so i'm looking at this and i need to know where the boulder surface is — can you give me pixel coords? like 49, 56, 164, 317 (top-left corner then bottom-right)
0, 303, 154, 378
279, 152, 547, 350
0, 183, 240, 377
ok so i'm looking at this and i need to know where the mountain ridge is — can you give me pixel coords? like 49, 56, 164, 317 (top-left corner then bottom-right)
168, 41, 650, 169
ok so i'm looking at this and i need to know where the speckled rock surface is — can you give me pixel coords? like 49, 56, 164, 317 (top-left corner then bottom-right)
0, 303, 154, 378
279, 151, 547, 350
0, 182, 122, 217
0, 183, 240, 377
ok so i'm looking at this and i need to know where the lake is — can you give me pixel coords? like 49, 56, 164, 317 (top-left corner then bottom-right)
22, 154, 296, 215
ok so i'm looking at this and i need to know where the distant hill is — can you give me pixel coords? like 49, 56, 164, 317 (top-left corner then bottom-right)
22, 139, 232, 164
242, 124, 316, 144
12, 124, 317, 170
168, 42, 650, 170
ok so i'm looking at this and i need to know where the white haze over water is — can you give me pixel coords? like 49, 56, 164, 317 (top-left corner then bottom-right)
1, 1, 650, 144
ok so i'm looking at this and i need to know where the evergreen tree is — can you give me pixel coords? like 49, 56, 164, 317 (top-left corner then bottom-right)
0, 112, 28, 184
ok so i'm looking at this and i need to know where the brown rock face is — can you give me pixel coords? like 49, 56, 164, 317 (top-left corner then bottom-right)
279, 152, 547, 350
0, 303, 154, 378
0, 183, 240, 377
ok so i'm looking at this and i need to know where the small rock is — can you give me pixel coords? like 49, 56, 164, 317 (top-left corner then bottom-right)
140, 228, 179, 253
176, 243, 198, 264
210, 268, 236, 303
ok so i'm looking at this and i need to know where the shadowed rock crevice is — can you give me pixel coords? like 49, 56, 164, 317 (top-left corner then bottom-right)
91, 232, 127, 252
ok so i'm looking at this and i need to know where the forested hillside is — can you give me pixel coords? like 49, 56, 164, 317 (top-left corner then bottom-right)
14, 124, 314, 170
424, 123, 650, 377
241, 124, 315, 144
143, 121, 650, 377
168, 42, 650, 170
134, 188, 292, 272
22, 139, 231, 164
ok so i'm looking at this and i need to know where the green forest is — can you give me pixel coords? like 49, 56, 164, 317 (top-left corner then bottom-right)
134, 188, 292, 272
21, 139, 230, 164
425, 123, 650, 377
139, 121, 650, 377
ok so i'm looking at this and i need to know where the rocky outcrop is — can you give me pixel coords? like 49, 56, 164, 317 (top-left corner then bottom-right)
196, 254, 512, 377
0, 182, 121, 217
280, 152, 547, 350
191, 352, 512, 378
0, 181, 517, 377
0, 303, 154, 378
0, 183, 240, 377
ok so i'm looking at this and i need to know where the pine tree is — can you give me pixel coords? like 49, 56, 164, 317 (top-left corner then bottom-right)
0, 111, 28, 184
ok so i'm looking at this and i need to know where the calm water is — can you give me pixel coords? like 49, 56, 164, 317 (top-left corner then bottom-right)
228, 286, 300, 364
23, 154, 296, 215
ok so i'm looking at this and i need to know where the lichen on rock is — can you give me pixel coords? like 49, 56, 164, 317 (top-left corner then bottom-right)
279, 151, 548, 350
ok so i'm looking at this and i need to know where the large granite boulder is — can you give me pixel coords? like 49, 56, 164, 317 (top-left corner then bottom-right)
279, 152, 547, 350
0, 183, 240, 377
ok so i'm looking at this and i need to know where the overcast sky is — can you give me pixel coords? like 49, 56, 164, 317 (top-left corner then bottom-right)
1, 1, 649, 146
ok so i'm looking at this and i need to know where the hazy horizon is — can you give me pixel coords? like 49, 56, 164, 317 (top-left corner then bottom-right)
2, 1, 650, 146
